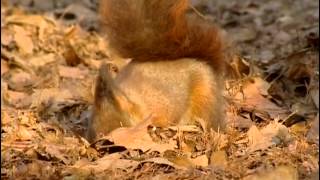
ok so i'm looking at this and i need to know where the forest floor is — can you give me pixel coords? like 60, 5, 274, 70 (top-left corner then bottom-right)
1, 0, 319, 179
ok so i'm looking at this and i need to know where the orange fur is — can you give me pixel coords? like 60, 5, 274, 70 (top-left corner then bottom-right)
87, 0, 228, 142
99, 0, 226, 73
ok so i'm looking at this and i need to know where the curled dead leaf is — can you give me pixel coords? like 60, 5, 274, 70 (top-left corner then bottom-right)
12, 25, 34, 54
67, 153, 139, 175
58, 65, 88, 79
163, 150, 194, 168
28, 53, 56, 69
107, 118, 176, 153
235, 77, 288, 119
247, 121, 292, 152
141, 157, 187, 170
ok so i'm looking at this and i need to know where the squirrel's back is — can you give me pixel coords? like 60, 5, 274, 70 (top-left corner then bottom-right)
116, 59, 224, 128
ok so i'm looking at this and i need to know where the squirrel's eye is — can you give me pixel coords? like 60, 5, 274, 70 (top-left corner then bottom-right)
112, 66, 119, 73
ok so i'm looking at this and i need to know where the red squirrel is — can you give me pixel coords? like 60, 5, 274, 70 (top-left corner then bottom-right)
87, 0, 228, 142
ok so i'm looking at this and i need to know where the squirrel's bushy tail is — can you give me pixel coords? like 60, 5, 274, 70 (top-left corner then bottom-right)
99, 0, 226, 72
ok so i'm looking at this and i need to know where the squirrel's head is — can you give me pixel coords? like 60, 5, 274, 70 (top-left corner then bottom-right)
106, 58, 132, 78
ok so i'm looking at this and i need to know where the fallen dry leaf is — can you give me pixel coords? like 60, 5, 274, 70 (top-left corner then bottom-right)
107, 118, 176, 153
18, 111, 37, 126
141, 157, 187, 170
247, 125, 270, 151
28, 53, 57, 68
163, 150, 194, 168
6, 90, 31, 108
1, 110, 12, 126
30, 88, 82, 116
68, 153, 139, 174
13, 25, 34, 54
1, 80, 8, 106
244, 165, 298, 180
307, 113, 319, 144
247, 121, 292, 152
235, 77, 288, 119
227, 55, 251, 78
16, 125, 35, 141
227, 111, 253, 129
58, 65, 88, 79
1, 48, 35, 75
1, 140, 35, 151
189, 154, 208, 167
43, 143, 71, 165
6, 14, 55, 27
1, 59, 9, 75
6, 14, 56, 39
210, 150, 228, 168
31, 88, 72, 107
7, 70, 34, 91
1, 27, 14, 46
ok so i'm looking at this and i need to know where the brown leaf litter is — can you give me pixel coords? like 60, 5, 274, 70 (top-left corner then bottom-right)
1, 1, 319, 179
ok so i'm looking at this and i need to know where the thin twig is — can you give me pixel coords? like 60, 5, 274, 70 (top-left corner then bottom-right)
189, 5, 207, 20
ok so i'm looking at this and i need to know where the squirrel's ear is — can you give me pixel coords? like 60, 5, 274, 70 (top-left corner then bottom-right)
124, 58, 132, 64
